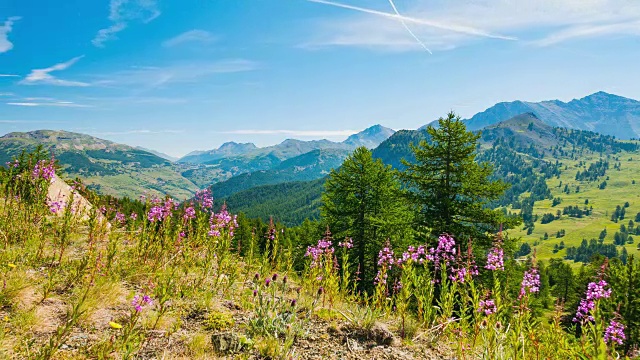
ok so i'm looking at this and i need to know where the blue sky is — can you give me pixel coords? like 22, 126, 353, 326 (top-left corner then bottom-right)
1, 0, 640, 157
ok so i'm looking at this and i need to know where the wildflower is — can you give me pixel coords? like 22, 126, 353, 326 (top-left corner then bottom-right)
290, 299, 297, 307
265, 278, 271, 287
283, 275, 287, 285
47, 200, 65, 214
32, 159, 55, 182
573, 280, 612, 322
208, 205, 237, 237
114, 212, 126, 224
132, 294, 153, 312
253, 289, 258, 297
254, 273, 260, 281
338, 238, 354, 249
377, 246, 395, 267
183, 206, 196, 220
519, 267, 540, 299
485, 247, 504, 271
272, 273, 278, 281
427, 235, 456, 270
195, 189, 214, 209
478, 299, 497, 315
109, 321, 123, 329
604, 320, 626, 345
7, 263, 16, 269
130, 213, 138, 221
318, 286, 324, 296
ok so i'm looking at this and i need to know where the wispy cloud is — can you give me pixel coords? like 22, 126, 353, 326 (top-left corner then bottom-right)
7, 101, 91, 108
93, 0, 161, 47
20, 56, 89, 87
533, 20, 640, 46
305, 0, 640, 51
94, 59, 259, 89
0, 16, 20, 53
219, 129, 357, 137
0, 74, 19, 77
162, 30, 217, 47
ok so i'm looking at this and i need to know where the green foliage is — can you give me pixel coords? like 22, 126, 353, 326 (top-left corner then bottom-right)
401, 112, 519, 246
322, 147, 413, 289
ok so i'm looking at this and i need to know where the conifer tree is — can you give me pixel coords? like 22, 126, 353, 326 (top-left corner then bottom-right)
401, 111, 518, 245
322, 147, 412, 290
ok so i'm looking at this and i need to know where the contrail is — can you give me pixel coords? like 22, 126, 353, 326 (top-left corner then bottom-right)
387, 0, 431, 54
307, 0, 517, 41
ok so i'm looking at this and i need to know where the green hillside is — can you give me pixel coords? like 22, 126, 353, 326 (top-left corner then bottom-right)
0, 130, 198, 199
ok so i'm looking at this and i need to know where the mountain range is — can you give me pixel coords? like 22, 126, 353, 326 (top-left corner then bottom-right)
463, 91, 640, 139
2, 91, 639, 205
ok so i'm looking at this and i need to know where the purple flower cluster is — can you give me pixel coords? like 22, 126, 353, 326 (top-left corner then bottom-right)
485, 247, 504, 271
208, 205, 238, 237
305, 237, 334, 267
195, 189, 214, 209
604, 320, 626, 345
427, 235, 456, 269
47, 199, 65, 214
32, 159, 55, 182
131, 294, 153, 312
147, 198, 179, 222
519, 267, 540, 299
5, 160, 19, 168
338, 238, 353, 249
377, 246, 395, 267
478, 299, 497, 315
183, 206, 196, 221
114, 212, 126, 224
396, 245, 427, 266
573, 280, 612, 323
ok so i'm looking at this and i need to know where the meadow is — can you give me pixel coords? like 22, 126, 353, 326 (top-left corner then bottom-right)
0, 149, 636, 359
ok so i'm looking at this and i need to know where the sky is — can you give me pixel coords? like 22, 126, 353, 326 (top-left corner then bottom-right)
1, 0, 640, 157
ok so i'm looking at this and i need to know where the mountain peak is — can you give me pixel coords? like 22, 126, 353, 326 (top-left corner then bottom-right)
343, 124, 395, 149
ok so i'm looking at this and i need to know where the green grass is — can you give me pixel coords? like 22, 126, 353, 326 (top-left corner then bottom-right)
510, 150, 640, 263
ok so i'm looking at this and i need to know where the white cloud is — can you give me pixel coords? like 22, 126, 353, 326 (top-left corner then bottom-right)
20, 56, 89, 87
94, 59, 259, 88
305, 0, 640, 51
93, 0, 160, 47
220, 129, 357, 137
0, 16, 20, 53
0, 74, 18, 77
7, 101, 91, 108
162, 30, 217, 47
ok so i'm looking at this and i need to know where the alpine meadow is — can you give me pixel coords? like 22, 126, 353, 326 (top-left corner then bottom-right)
2, 1, 640, 359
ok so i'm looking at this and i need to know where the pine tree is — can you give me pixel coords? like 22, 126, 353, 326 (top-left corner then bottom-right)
322, 146, 413, 290
400, 111, 519, 245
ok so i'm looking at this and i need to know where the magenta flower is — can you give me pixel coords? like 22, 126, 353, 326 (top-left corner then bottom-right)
427, 235, 456, 270
604, 320, 626, 345
478, 299, 497, 315
32, 159, 55, 182
338, 238, 354, 249
485, 247, 504, 271
573, 280, 612, 323
131, 294, 153, 312
183, 206, 196, 220
519, 267, 540, 299
47, 200, 65, 214
195, 189, 214, 209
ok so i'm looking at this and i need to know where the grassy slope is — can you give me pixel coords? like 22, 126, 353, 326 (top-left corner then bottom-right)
510, 149, 640, 263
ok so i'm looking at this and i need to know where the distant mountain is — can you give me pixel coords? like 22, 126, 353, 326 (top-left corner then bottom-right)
136, 146, 178, 162
343, 125, 396, 148
0, 130, 198, 199
179, 125, 395, 187
210, 148, 349, 198
234, 113, 640, 226
179, 142, 258, 164
464, 92, 640, 139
